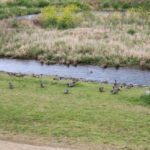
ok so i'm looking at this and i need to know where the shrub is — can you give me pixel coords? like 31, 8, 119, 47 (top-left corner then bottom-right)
127, 29, 136, 35
10, 19, 19, 28
58, 8, 77, 29
113, 4, 119, 10
122, 3, 130, 9
41, 5, 83, 29
103, 2, 109, 8
41, 6, 58, 27
38, 0, 49, 8
65, 2, 90, 11
15, 0, 33, 7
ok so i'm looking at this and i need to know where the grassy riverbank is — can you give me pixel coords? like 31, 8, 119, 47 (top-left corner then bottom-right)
0, 0, 150, 19
0, 73, 149, 149
0, 11, 150, 67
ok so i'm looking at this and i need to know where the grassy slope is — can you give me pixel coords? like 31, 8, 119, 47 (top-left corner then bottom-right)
0, 74, 149, 149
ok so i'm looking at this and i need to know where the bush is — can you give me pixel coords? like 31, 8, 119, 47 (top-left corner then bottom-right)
122, 3, 130, 9
41, 6, 58, 27
113, 4, 119, 10
127, 29, 136, 35
10, 19, 19, 28
41, 5, 83, 29
103, 2, 109, 8
38, 0, 49, 8
15, 0, 33, 7
65, 2, 90, 11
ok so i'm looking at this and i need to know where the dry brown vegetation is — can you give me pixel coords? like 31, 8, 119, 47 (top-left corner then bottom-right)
0, 12, 150, 67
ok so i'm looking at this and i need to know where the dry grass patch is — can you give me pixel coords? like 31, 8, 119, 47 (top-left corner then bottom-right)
0, 12, 150, 66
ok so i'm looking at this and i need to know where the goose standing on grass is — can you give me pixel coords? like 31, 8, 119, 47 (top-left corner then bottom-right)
64, 89, 69, 94
40, 82, 45, 88
67, 82, 75, 87
113, 80, 121, 91
99, 87, 105, 92
8, 82, 13, 89
111, 89, 119, 94
126, 84, 134, 89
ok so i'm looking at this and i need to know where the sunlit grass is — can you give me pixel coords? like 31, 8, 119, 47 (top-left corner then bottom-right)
0, 73, 149, 149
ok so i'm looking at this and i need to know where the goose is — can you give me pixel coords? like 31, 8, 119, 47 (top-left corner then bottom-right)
99, 87, 105, 92
114, 80, 117, 87
67, 82, 75, 87
72, 78, 79, 84
32, 74, 37, 78
14, 73, 25, 78
7, 72, 14, 77
64, 89, 69, 94
40, 82, 45, 88
8, 82, 13, 89
111, 89, 119, 94
53, 77, 61, 80
126, 84, 134, 89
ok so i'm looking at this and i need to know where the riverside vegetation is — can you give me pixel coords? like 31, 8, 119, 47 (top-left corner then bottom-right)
0, 6, 150, 67
0, 0, 150, 19
0, 73, 150, 150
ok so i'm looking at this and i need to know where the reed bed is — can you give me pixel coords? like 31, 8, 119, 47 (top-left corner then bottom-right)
0, 12, 150, 66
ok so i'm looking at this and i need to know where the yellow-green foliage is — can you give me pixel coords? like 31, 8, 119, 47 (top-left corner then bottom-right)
109, 12, 122, 23
41, 5, 83, 29
126, 7, 150, 22
41, 6, 57, 21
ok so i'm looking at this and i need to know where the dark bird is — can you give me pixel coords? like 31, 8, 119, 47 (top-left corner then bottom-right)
101, 64, 108, 69
14, 73, 25, 77
32, 74, 38, 78
53, 77, 61, 80
64, 89, 69, 94
114, 80, 117, 87
126, 84, 134, 89
67, 82, 75, 87
113, 80, 121, 91
99, 87, 105, 92
8, 82, 13, 89
111, 89, 119, 94
72, 78, 78, 84
7, 72, 14, 77
40, 82, 45, 88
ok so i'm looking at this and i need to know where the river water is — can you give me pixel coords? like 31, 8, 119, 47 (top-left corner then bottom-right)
0, 58, 150, 85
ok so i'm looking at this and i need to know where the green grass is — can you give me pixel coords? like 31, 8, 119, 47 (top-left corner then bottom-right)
0, 73, 149, 149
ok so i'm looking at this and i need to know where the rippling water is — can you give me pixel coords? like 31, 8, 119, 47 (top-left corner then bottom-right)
0, 58, 150, 85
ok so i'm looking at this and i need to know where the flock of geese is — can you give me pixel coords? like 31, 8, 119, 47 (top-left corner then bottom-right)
6, 72, 139, 95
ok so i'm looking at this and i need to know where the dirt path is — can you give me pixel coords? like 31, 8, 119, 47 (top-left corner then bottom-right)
0, 140, 72, 150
